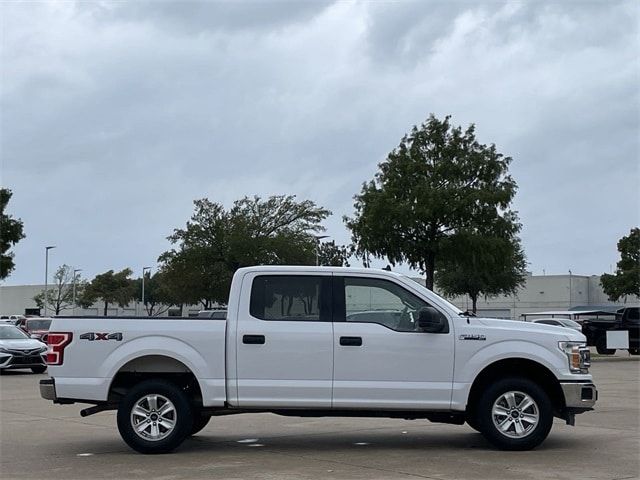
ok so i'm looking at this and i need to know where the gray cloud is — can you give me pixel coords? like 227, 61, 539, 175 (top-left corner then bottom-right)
1, 0, 638, 285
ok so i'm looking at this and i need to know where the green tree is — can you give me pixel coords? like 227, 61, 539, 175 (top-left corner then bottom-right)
436, 232, 527, 313
33, 265, 85, 315
601, 228, 640, 301
0, 188, 26, 279
317, 240, 352, 266
80, 269, 136, 316
159, 195, 330, 307
134, 271, 176, 316
345, 114, 518, 290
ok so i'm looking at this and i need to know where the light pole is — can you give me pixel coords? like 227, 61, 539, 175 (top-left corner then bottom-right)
568, 269, 573, 308
141, 266, 151, 316
313, 235, 330, 266
72, 269, 82, 316
44, 246, 56, 316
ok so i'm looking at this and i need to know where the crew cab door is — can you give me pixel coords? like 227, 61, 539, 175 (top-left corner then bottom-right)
235, 272, 333, 408
332, 275, 455, 409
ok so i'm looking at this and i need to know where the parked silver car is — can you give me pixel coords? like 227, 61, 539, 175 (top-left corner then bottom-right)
0, 324, 48, 374
531, 318, 583, 332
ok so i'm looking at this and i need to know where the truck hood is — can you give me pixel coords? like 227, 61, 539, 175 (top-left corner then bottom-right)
473, 317, 586, 342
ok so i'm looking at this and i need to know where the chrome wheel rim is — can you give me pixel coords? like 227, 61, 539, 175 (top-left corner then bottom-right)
130, 394, 177, 441
491, 390, 539, 439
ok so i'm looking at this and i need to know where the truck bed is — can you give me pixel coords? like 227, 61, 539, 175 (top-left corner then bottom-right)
47, 316, 227, 406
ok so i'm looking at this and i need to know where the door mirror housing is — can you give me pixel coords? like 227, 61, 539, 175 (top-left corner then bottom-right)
417, 307, 447, 333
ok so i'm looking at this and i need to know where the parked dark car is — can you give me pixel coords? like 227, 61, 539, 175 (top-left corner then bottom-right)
24, 318, 53, 342
581, 307, 639, 355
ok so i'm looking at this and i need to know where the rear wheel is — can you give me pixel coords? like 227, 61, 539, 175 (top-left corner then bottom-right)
117, 379, 193, 454
476, 377, 553, 451
31, 366, 47, 374
629, 348, 640, 356
595, 336, 616, 355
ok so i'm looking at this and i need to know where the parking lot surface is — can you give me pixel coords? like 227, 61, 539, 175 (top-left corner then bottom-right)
1, 357, 638, 480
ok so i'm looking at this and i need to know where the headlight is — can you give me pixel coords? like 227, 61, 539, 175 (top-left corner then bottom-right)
38, 345, 48, 353
0, 347, 8, 354
559, 341, 590, 373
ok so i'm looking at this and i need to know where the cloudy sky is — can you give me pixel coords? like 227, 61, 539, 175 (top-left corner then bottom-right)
1, 0, 638, 285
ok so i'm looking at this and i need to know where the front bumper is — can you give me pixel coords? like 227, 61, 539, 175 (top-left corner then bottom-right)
0, 352, 46, 369
561, 382, 598, 409
40, 378, 57, 401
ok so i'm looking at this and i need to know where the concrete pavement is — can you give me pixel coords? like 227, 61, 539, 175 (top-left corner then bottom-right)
1, 357, 638, 480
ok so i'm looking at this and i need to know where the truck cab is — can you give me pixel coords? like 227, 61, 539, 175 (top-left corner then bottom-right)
40, 266, 597, 454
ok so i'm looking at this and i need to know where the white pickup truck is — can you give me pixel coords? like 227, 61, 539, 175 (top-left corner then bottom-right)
40, 266, 597, 454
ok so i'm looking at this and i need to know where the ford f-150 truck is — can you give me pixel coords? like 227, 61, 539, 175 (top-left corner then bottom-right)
40, 266, 597, 454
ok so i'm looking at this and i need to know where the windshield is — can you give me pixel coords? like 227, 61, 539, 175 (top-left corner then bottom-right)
402, 275, 462, 314
26, 319, 51, 331
0, 325, 29, 340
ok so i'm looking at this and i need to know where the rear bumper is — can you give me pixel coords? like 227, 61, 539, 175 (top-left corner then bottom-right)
40, 378, 57, 401
561, 382, 597, 409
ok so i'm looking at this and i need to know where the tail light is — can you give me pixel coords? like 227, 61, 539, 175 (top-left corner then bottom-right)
47, 332, 73, 365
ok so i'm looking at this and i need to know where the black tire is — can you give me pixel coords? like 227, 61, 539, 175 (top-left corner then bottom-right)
476, 377, 553, 451
117, 379, 193, 454
629, 348, 640, 356
31, 366, 47, 374
595, 337, 615, 355
190, 412, 211, 436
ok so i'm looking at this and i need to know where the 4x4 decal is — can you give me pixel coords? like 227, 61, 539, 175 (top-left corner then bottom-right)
79, 332, 123, 341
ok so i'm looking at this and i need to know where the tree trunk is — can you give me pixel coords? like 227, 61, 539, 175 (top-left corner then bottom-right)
471, 294, 478, 314
424, 251, 436, 290
103, 301, 108, 316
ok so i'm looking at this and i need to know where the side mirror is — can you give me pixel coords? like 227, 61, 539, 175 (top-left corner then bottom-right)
417, 307, 446, 333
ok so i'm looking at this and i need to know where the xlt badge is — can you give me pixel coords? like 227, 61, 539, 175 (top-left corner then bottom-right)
459, 334, 486, 341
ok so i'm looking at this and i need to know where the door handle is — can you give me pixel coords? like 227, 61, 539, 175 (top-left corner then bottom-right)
339, 336, 362, 346
243, 334, 265, 345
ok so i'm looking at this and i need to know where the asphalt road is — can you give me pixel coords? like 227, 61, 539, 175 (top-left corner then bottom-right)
1, 357, 638, 480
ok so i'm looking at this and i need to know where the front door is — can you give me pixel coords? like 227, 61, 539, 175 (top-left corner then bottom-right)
235, 272, 333, 408
332, 275, 455, 410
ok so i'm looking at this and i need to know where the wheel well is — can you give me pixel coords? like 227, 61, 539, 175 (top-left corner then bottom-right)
108, 355, 203, 406
466, 358, 565, 417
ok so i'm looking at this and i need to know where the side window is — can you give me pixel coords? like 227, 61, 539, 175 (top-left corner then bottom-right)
250, 275, 328, 321
342, 277, 441, 332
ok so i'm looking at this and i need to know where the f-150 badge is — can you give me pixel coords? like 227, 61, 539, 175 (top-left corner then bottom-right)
79, 332, 123, 341
459, 334, 486, 341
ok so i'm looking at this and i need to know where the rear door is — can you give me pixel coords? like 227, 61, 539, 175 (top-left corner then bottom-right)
235, 272, 334, 408
332, 275, 455, 410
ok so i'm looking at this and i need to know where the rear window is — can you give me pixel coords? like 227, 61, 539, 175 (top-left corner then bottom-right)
250, 275, 328, 321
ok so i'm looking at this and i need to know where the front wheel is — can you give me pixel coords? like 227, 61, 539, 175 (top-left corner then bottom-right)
117, 379, 193, 454
476, 377, 553, 451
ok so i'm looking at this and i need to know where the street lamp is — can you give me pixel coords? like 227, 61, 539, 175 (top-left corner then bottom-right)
141, 266, 151, 316
44, 246, 56, 316
72, 269, 82, 316
313, 235, 330, 266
